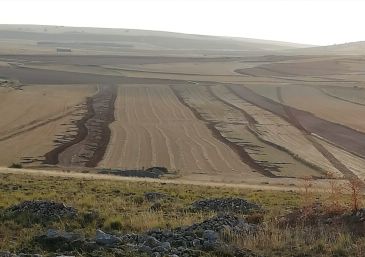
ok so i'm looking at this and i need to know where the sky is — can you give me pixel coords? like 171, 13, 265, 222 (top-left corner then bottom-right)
0, 0, 364, 46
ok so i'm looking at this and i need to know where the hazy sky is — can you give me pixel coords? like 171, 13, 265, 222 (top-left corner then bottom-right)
1, 0, 364, 46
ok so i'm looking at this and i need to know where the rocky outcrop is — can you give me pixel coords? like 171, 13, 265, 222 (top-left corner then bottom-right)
100, 166, 169, 179
95, 229, 121, 246
0, 251, 71, 257
108, 213, 257, 256
30, 214, 258, 257
5, 200, 77, 222
191, 198, 261, 214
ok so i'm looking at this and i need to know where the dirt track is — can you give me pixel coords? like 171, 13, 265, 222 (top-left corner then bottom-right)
229, 85, 365, 159
0, 66, 188, 85
0, 167, 349, 193
0, 55, 241, 66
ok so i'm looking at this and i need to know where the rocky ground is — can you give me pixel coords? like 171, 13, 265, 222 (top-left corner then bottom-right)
1, 197, 262, 257
4, 200, 77, 222
32, 214, 258, 257
191, 198, 262, 214
99, 167, 170, 179
0, 79, 22, 90
2, 173, 364, 257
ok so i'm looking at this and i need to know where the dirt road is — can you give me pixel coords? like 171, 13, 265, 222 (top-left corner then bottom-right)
0, 166, 342, 193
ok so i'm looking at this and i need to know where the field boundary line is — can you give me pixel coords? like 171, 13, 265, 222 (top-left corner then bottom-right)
170, 85, 277, 178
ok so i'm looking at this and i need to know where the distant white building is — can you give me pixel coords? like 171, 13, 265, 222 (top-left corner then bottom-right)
56, 48, 72, 53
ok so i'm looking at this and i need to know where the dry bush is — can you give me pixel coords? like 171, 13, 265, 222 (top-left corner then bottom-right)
300, 176, 316, 219
225, 219, 365, 257
346, 179, 363, 212
325, 172, 346, 215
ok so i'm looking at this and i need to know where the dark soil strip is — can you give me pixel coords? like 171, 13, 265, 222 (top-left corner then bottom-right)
235, 68, 359, 83
206, 86, 258, 125
108, 67, 236, 77
86, 85, 117, 167
320, 87, 365, 107
43, 85, 117, 167
0, 54, 243, 66
209, 86, 327, 176
228, 85, 365, 159
43, 98, 94, 165
0, 66, 189, 85
276, 87, 362, 183
170, 85, 277, 178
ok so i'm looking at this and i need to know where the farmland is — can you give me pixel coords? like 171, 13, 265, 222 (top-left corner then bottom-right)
0, 84, 95, 166
99, 84, 257, 183
0, 25, 365, 190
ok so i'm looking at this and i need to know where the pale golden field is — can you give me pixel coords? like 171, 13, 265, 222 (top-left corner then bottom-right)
1, 26, 365, 188
279, 85, 365, 133
0, 85, 95, 166
210, 85, 342, 177
99, 84, 258, 183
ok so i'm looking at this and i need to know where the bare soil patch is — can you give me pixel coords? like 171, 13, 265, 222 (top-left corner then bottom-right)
0, 85, 94, 166
44, 85, 117, 167
229, 85, 365, 159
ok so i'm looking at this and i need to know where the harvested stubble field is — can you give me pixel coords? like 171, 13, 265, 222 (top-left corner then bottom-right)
1, 29, 365, 188
210, 85, 340, 177
172, 85, 277, 176
278, 84, 365, 134
0, 84, 95, 166
229, 85, 365, 160
2, 24, 365, 257
99, 84, 256, 183
321, 86, 365, 106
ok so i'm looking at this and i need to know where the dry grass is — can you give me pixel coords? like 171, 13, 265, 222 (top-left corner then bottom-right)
0, 171, 364, 256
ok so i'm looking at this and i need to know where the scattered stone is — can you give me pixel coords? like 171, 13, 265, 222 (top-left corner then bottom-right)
150, 202, 162, 211
185, 214, 257, 234
191, 198, 261, 214
353, 208, 365, 222
144, 192, 169, 202
19, 255, 42, 257
136, 214, 257, 256
38, 229, 83, 242
5, 200, 77, 221
203, 230, 219, 242
95, 229, 121, 246
0, 252, 43, 257
0, 253, 75, 257
0, 252, 18, 257
100, 166, 169, 178
32, 214, 259, 256
35, 229, 86, 252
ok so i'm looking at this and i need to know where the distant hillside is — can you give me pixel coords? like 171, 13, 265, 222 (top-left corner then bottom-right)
0, 24, 310, 55
290, 41, 365, 55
